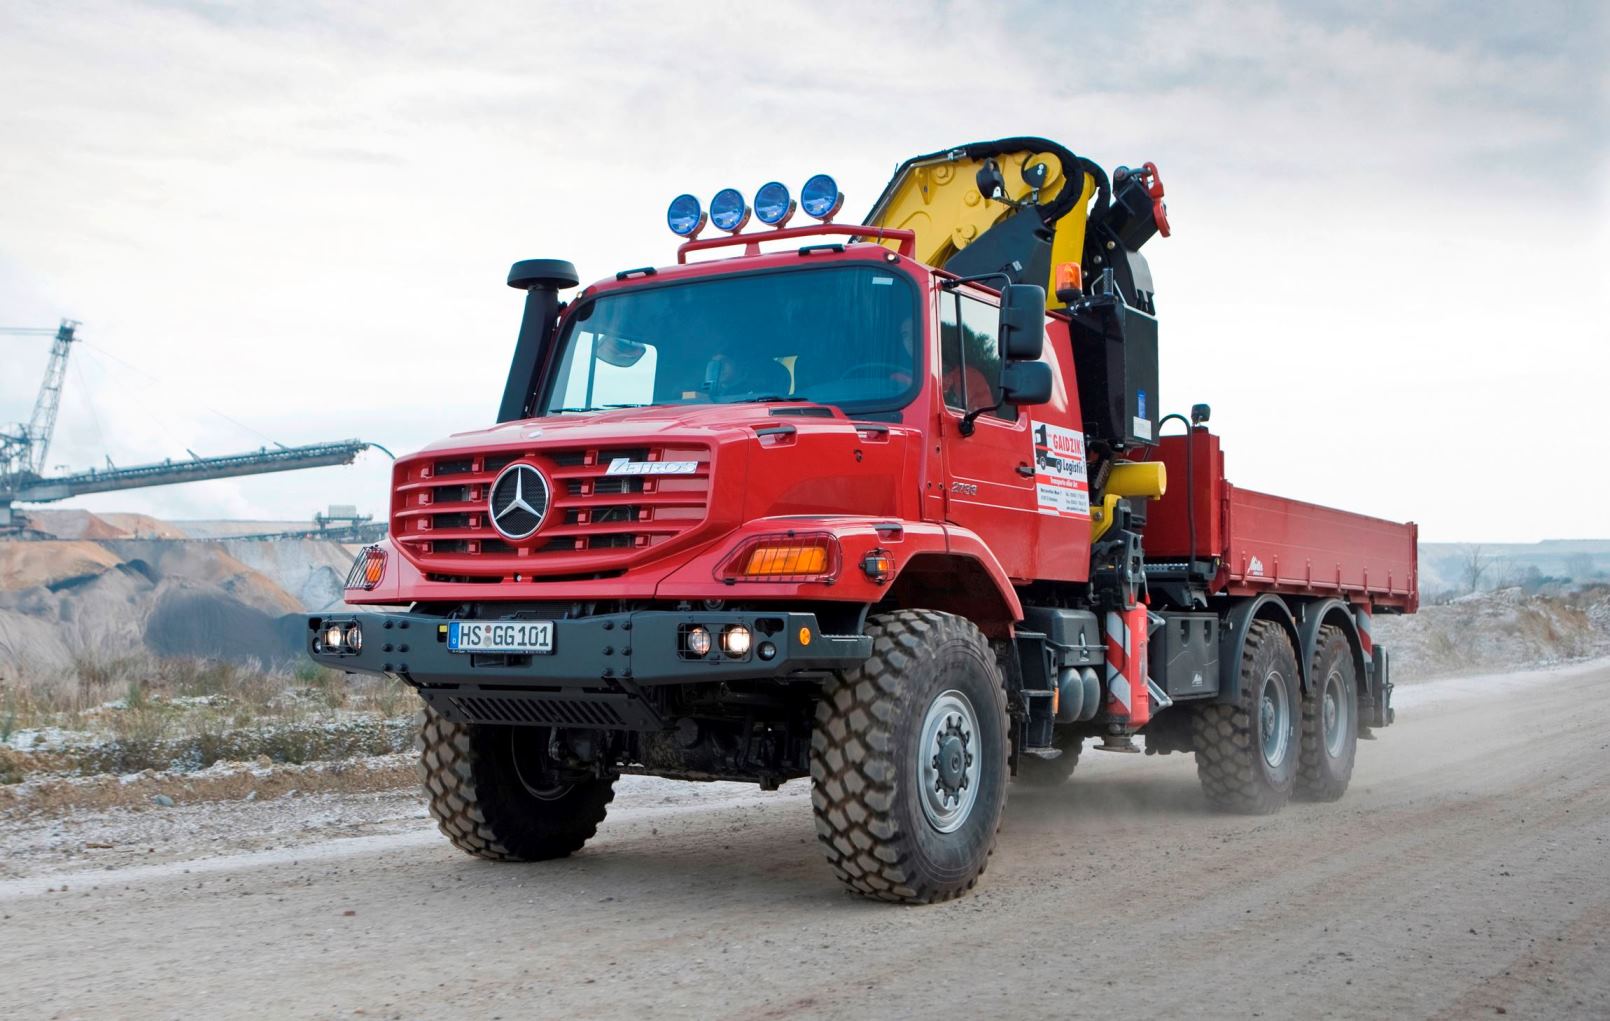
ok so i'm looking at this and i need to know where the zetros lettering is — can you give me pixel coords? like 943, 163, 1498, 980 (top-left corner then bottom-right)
606, 459, 699, 476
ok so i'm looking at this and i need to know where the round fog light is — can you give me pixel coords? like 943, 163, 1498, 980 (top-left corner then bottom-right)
757, 641, 777, 661
722, 624, 752, 658
345, 624, 363, 652
322, 624, 345, 651
686, 625, 712, 657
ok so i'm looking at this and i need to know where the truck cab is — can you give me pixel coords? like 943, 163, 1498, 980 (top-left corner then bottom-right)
308, 140, 1415, 904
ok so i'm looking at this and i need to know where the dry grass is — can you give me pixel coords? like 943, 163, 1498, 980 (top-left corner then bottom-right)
0, 754, 419, 817
0, 652, 418, 782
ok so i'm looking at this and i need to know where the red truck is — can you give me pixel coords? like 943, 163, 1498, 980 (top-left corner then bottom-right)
308, 139, 1416, 903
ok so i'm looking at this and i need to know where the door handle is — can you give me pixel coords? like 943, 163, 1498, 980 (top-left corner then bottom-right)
1015, 463, 1035, 478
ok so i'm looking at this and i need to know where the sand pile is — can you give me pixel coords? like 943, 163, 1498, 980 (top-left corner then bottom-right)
0, 541, 124, 590
97, 513, 188, 539
22, 509, 132, 540
0, 536, 366, 673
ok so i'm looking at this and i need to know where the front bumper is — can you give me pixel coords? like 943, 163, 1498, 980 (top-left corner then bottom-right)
305, 609, 870, 690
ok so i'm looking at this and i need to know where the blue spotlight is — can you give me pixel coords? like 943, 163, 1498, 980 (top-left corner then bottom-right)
753, 181, 795, 227
667, 193, 706, 238
800, 174, 843, 222
709, 188, 750, 233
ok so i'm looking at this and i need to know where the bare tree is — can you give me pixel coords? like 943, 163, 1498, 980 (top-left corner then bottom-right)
1461, 544, 1489, 594
1565, 553, 1595, 582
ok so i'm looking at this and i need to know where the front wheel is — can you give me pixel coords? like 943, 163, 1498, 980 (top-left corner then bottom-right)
811, 610, 1010, 903
417, 708, 615, 861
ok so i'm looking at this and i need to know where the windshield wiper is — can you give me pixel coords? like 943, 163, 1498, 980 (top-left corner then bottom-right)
547, 403, 652, 414
725, 395, 811, 404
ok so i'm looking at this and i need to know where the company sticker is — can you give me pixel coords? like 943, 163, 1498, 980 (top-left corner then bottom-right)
1030, 420, 1091, 518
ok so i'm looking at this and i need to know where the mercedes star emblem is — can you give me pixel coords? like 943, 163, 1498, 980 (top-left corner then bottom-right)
487, 462, 551, 540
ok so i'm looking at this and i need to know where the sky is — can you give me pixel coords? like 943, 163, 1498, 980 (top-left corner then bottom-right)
1, 0, 1605, 541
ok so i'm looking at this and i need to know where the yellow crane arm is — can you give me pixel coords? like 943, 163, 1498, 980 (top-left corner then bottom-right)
863, 138, 1103, 309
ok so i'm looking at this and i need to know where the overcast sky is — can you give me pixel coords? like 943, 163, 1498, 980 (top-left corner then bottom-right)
1, 0, 1605, 541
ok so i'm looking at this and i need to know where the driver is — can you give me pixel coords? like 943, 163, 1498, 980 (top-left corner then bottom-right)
708, 350, 792, 399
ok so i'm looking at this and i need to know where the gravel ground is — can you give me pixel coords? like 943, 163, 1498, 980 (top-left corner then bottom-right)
1, 659, 1606, 1020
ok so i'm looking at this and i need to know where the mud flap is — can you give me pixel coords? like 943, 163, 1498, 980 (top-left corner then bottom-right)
1368, 646, 1395, 728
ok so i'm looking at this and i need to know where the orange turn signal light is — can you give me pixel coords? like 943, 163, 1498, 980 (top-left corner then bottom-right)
717, 532, 841, 583
860, 548, 893, 584
346, 546, 387, 591
744, 544, 829, 576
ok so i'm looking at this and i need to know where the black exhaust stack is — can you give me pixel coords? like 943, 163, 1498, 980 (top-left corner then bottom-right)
499, 258, 579, 423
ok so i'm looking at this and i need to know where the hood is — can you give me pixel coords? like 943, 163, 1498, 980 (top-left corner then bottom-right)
418, 402, 837, 455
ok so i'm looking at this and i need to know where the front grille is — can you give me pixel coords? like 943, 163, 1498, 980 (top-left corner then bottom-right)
392, 442, 711, 578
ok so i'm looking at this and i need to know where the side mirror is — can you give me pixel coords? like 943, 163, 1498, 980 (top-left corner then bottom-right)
1000, 360, 1052, 406
999, 283, 1046, 360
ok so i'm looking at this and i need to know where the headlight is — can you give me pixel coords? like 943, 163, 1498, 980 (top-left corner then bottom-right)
322, 624, 345, 650
686, 625, 713, 657
344, 624, 363, 652
722, 625, 752, 658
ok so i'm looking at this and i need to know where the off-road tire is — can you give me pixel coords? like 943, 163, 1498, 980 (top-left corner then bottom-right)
1296, 625, 1359, 801
811, 610, 1010, 904
1015, 729, 1082, 787
1191, 619, 1301, 814
417, 707, 615, 861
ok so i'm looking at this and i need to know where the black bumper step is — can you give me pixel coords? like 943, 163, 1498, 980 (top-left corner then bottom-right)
418, 686, 664, 731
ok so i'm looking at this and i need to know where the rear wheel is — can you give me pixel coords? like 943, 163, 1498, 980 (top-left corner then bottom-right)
1191, 619, 1301, 814
1015, 729, 1082, 787
1297, 625, 1358, 801
811, 610, 1010, 903
417, 707, 615, 861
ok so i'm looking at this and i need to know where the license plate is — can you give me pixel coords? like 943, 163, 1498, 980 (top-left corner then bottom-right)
447, 620, 555, 654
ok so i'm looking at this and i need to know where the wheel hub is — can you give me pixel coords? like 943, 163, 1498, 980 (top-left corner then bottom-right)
917, 690, 982, 834
511, 729, 576, 802
937, 734, 967, 788
1322, 668, 1350, 758
1259, 671, 1290, 768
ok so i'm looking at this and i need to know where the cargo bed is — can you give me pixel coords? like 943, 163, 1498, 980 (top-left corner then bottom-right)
1142, 431, 1417, 611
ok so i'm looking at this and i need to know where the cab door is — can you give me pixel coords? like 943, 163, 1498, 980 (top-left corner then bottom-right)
937, 287, 1041, 579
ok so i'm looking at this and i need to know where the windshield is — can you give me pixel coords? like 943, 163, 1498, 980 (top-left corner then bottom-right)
542, 264, 919, 414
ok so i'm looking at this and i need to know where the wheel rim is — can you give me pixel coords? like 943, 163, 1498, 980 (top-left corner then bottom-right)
1259, 670, 1291, 768
511, 730, 575, 802
917, 689, 981, 833
1322, 668, 1350, 758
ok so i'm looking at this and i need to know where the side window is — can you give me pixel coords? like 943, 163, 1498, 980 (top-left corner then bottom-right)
938, 291, 1015, 421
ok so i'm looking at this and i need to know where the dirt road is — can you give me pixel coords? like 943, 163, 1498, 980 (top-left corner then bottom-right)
4, 662, 1607, 1020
